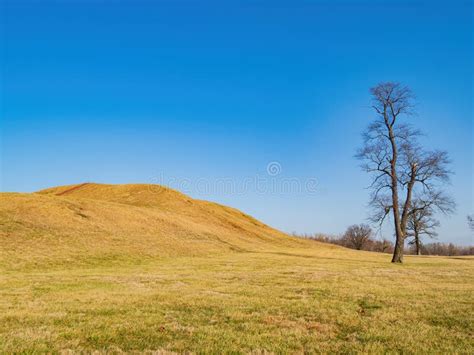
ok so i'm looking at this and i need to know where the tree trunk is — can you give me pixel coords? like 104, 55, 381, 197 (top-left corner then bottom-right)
415, 232, 421, 255
386, 119, 404, 263
391, 204, 405, 263
398, 164, 417, 261
392, 236, 404, 262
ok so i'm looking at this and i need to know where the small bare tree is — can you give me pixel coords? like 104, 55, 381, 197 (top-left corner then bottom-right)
468, 215, 474, 231
379, 238, 393, 253
407, 208, 438, 255
342, 224, 372, 250
357, 82, 453, 263
407, 192, 455, 255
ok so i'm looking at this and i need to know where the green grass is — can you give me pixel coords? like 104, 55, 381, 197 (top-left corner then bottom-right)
1, 249, 473, 353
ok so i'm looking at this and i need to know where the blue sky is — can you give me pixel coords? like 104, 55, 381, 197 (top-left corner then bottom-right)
1, 0, 472, 244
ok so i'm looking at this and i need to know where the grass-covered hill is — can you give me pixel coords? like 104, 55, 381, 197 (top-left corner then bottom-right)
1, 182, 320, 270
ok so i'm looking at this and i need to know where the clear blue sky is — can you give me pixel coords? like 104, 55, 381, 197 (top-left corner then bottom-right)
1, 0, 472, 244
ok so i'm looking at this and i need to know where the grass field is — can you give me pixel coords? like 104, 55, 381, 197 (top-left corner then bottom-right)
1, 184, 473, 353
2, 250, 473, 353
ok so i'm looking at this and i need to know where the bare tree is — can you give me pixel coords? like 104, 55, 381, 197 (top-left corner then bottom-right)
468, 215, 474, 231
407, 207, 438, 255
342, 224, 372, 250
407, 192, 455, 255
379, 238, 393, 253
357, 82, 453, 263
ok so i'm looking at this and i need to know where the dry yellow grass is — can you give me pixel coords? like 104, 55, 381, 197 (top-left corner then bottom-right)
1, 183, 311, 270
1, 183, 473, 353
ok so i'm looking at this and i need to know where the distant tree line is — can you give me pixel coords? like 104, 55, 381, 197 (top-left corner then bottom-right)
293, 224, 474, 256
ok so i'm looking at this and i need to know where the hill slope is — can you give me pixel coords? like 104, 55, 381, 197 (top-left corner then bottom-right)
1, 183, 318, 269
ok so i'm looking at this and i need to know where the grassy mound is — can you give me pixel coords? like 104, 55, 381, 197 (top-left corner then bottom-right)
1, 183, 316, 270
